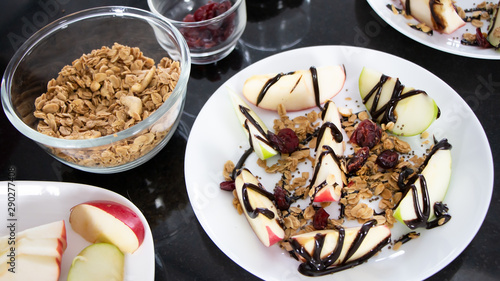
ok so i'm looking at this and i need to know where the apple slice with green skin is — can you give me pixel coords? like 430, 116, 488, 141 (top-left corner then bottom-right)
290, 221, 391, 276
401, 0, 465, 34
243, 65, 346, 111
69, 200, 145, 254
394, 139, 452, 229
0, 254, 62, 281
67, 243, 124, 281
359, 67, 439, 136
235, 168, 285, 247
487, 4, 500, 48
230, 90, 278, 160
311, 101, 344, 203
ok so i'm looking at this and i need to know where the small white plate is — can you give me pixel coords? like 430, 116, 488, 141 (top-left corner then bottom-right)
0, 181, 155, 281
184, 46, 493, 280
367, 0, 500, 59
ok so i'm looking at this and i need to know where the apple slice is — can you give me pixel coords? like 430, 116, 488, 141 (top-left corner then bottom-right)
67, 243, 124, 281
0, 254, 62, 281
243, 65, 346, 111
359, 67, 439, 136
487, 4, 500, 48
290, 220, 391, 276
401, 0, 465, 34
310, 101, 344, 203
10, 238, 64, 261
230, 90, 278, 160
69, 200, 145, 254
394, 139, 452, 229
235, 168, 285, 247
0, 220, 67, 251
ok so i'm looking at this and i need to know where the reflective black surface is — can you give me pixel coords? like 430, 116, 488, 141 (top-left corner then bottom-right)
1, 0, 499, 280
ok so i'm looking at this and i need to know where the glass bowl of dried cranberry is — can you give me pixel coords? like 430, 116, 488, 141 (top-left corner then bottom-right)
148, 0, 246, 64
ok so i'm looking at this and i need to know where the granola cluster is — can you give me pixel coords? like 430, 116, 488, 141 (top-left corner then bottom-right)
33, 43, 181, 167
224, 102, 431, 250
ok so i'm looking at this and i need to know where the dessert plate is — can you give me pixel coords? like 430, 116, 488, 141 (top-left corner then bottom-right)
0, 181, 155, 281
184, 46, 493, 280
367, 0, 500, 59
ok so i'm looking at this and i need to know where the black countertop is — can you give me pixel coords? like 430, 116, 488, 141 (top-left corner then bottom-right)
0, 0, 498, 280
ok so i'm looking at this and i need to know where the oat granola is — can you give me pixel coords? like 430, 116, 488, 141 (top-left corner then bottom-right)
33, 43, 181, 167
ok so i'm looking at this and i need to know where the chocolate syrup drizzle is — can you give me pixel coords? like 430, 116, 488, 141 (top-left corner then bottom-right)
395, 138, 452, 229
290, 220, 391, 276
363, 74, 441, 126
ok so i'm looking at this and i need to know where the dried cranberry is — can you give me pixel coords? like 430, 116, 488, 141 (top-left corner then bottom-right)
313, 208, 330, 230
376, 150, 399, 169
268, 128, 300, 154
475, 27, 492, 48
220, 180, 235, 191
349, 119, 382, 149
273, 185, 290, 210
346, 146, 370, 173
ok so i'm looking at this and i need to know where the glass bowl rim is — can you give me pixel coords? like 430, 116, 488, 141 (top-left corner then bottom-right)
147, 0, 244, 27
1, 6, 191, 149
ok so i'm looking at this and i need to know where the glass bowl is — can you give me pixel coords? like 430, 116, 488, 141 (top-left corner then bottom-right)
148, 0, 247, 64
1, 6, 191, 174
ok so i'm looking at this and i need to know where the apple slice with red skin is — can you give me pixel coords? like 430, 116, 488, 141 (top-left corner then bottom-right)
243, 65, 346, 111
69, 200, 145, 254
401, 0, 465, 34
0, 220, 67, 251
235, 169, 285, 247
0, 254, 62, 281
311, 101, 345, 203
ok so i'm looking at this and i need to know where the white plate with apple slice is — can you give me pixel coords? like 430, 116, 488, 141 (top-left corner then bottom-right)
184, 45, 494, 281
367, 0, 500, 59
0, 181, 155, 281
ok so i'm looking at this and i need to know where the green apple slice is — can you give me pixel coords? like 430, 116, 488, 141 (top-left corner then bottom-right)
487, 4, 500, 48
235, 168, 285, 247
67, 243, 124, 281
394, 139, 452, 229
359, 67, 439, 136
229, 90, 278, 160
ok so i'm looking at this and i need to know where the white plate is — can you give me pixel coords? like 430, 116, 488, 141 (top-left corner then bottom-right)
184, 46, 494, 280
0, 181, 155, 281
367, 0, 500, 59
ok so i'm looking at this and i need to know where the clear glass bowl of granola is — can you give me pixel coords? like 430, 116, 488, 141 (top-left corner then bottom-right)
1, 6, 191, 173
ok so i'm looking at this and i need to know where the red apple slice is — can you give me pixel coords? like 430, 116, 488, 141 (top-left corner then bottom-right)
0, 254, 62, 281
14, 238, 65, 261
243, 65, 346, 111
310, 101, 345, 203
0, 220, 67, 251
401, 0, 465, 34
69, 200, 145, 254
235, 169, 285, 247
